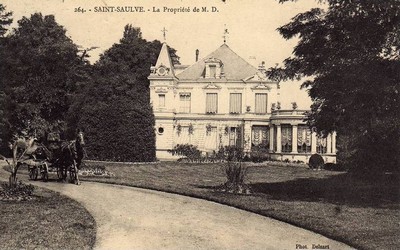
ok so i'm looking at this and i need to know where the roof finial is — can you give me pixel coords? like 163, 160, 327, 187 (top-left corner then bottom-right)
161, 27, 168, 42
223, 24, 229, 44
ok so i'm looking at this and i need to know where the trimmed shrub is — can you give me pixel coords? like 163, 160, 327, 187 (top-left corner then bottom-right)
71, 88, 156, 162
168, 144, 201, 162
324, 163, 346, 171
218, 145, 244, 161
309, 154, 324, 170
250, 144, 270, 163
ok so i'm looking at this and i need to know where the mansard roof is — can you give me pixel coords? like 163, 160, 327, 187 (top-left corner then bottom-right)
176, 44, 258, 81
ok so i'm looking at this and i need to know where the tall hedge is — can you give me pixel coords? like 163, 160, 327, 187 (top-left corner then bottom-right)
68, 25, 179, 162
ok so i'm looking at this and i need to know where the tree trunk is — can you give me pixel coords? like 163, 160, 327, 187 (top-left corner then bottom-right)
9, 171, 17, 187
9, 163, 20, 187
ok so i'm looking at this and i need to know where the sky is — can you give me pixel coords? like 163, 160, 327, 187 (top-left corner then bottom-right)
2, 0, 325, 109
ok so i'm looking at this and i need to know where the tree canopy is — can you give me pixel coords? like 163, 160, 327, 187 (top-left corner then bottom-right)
0, 4, 12, 37
69, 25, 180, 162
0, 12, 89, 152
270, 0, 400, 175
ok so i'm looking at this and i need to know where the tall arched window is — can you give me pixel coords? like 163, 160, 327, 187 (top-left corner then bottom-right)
297, 125, 311, 153
317, 136, 327, 154
281, 124, 292, 152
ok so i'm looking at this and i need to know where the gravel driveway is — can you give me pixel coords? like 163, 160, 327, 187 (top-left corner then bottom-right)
31, 181, 353, 250
0, 163, 353, 249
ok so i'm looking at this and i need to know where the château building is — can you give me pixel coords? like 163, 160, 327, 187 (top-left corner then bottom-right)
149, 42, 337, 163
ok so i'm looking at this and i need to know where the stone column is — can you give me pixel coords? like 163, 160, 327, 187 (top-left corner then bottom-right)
276, 124, 282, 153
327, 133, 332, 154
331, 131, 337, 154
311, 131, 317, 154
269, 125, 274, 152
291, 125, 298, 153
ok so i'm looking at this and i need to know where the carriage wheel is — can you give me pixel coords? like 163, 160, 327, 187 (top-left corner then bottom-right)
41, 164, 49, 182
33, 168, 39, 180
29, 167, 37, 180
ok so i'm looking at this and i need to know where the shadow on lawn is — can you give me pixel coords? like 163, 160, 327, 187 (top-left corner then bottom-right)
250, 172, 399, 208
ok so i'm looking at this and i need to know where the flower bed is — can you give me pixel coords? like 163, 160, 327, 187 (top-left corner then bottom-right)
0, 181, 36, 201
79, 164, 115, 177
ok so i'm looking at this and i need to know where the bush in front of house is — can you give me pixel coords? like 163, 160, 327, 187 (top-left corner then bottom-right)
215, 146, 251, 194
309, 154, 324, 170
218, 145, 244, 161
250, 144, 270, 163
324, 162, 346, 171
168, 144, 202, 162
218, 160, 251, 194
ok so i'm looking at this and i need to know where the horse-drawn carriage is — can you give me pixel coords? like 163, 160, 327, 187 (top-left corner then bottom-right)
11, 130, 85, 185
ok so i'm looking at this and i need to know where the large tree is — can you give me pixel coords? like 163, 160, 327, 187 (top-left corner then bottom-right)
69, 25, 180, 162
0, 4, 12, 37
0, 12, 89, 152
0, 4, 13, 149
270, 0, 400, 175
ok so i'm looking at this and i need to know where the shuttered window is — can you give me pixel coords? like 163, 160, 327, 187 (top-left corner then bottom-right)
229, 93, 242, 113
179, 93, 191, 113
206, 93, 218, 113
255, 93, 267, 114
158, 94, 165, 107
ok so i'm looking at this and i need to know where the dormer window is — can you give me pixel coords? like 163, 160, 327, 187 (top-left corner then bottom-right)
209, 65, 216, 78
204, 58, 223, 78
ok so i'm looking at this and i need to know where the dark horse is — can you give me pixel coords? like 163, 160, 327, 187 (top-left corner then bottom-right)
58, 130, 86, 185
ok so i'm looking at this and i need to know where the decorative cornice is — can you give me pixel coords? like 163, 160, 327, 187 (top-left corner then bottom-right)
203, 83, 221, 89
155, 87, 169, 93
251, 83, 271, 91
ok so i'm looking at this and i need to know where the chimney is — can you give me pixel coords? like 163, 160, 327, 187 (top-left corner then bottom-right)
195, 49, 199, 62
258, 61, 266, 72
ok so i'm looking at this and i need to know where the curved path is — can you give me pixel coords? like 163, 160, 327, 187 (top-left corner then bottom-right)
1, 167, 353, 249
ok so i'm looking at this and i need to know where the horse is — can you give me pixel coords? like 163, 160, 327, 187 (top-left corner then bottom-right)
58, 130, 86, 185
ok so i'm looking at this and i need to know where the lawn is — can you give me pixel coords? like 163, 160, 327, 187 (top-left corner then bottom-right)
0, 181, 96, 249
79, 161, 399, 250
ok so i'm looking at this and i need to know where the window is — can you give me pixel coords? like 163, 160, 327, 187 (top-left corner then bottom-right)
205, 126, 217, 150
206, 93, 218, 113
255, 93, 267, 114
158, 127, 164, 135
228, 126, 243, 147
209, 65, 216, 78
179, 93, 191, 113
158, 94, 165, 107
229, 93, 242, 114
229, 127, 237, 146
176, 126, 191, 144
297, 126, 311, 153
281, 125, 292, 152
252, 126, 269, 149
317, 136, 327, 154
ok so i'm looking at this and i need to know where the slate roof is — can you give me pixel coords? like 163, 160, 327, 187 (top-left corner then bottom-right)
155, 43, 175, 76
176, 44, 258, 81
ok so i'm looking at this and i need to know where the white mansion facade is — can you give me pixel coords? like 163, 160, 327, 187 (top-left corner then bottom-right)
149, 42, 337, 163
